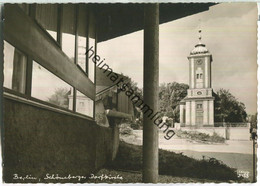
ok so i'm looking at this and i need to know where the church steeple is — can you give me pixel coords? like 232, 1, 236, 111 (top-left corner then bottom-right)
180, 29, 214, 127
180, 30, 215, 127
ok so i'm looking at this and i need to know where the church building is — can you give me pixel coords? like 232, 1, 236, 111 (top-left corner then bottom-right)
179, 30, 214, 127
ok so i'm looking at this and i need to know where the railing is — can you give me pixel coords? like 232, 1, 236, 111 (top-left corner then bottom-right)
214, 122, 249, 127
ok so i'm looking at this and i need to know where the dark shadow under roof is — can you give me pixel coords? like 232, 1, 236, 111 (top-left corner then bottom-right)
95, 3, 216, 42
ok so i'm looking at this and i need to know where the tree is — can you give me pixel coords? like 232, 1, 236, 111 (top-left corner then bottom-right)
159, 82, 189, 122
214, 89, 247, 122
47, 88, 70, 109
119, 73, 143, 119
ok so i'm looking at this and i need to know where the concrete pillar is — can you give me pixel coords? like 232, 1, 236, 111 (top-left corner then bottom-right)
180, 104, 184, 124
205, 57, 208, 88
191, 58, 194, 88
191, 101, 196, 125
142, 3, 159, 183
111, 124, 119, 161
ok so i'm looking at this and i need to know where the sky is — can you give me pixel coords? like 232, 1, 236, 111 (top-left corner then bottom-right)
98, 3, 258, 115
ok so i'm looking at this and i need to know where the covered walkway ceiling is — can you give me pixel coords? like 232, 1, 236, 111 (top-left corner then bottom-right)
95, 3, 216, 42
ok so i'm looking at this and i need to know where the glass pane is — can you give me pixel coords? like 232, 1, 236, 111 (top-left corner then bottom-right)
32, 61, 72, 110
78, 36, 86, 71
3, 41, 14, 90
76, 90, 94, 117
89, 37, 95, 82
62, 4, 75, 62
62, 33, 75, 61
36, 4, 58, 40
3, 41, 27, 93
77, 5, 87, 72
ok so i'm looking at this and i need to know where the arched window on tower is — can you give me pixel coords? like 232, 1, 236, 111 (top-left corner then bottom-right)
196, 67, 203, 88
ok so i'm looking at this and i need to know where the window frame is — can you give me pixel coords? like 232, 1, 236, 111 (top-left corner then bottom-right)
3, 40, 29, 94
196, 103, 203, 109
3, 4, 96, 120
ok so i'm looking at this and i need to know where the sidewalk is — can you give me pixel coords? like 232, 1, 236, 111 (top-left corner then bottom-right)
129, 130, 254, 181
132, 130, 253, 154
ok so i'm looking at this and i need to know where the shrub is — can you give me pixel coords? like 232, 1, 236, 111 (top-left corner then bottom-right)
211, 132, 225, 143
119, 124, 133, 136
107, 141, 239, 181
95, 112, 107, 126
130, 122, 140, 130
176, 130, 225, 143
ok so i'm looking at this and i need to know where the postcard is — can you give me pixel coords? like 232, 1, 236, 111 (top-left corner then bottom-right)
0, 1, 258, 184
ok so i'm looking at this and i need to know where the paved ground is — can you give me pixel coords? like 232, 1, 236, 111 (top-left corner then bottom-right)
121, 130, 256, 181
131, 130, 253, 154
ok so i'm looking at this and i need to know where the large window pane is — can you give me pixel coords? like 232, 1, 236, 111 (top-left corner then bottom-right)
32, 61, 72, 110
62, 4, 75, 62
3, 41, 27, 93
36, 4, 58, 40
89, 37, 95, 82
78, 36, 87, 71
75, 90, 94, 117
77, 5, 87, 72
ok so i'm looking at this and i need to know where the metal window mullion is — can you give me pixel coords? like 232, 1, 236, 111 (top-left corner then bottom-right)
25, 56, 33, 97
24, 4, 36, 97
86, 7, 89, 77
29, 4, 36, 19
74, 4, 79, 65
57, 4, 63, 47
93, 15, 97, 119
72, 4, 79, 112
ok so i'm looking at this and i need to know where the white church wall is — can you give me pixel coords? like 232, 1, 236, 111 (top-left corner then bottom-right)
203, 100, 208, 124
185, 101, 191, 125
229, 127, 251, 141
191, 101, 196, 125
176, 126, 250, 141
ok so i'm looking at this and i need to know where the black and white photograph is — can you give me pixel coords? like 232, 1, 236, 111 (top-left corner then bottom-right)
0, 1, 258, 184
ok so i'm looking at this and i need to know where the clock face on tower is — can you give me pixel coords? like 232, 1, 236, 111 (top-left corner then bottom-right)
196, 59, 203, 65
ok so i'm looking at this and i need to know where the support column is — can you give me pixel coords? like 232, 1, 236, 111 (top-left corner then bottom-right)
143, 3, 159, 183
191, 101, 196, 125
209, 100, 214, 126
180, 104, 184, 124
203, 100, 209, 125
191, 58, 195, 88
205, 57, 209, 88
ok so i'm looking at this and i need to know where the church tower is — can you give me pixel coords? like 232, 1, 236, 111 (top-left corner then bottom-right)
180, 30, 214, 127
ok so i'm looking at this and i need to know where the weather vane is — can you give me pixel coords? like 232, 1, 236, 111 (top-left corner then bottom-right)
198, 19, 202, 42
198, 29, 202, 42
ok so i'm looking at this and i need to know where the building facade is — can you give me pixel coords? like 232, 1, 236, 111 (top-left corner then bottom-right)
180, 31, 214, 127
2, 4, 215, 183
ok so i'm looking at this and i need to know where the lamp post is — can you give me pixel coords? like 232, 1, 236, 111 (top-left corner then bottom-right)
251, 127, 257, 182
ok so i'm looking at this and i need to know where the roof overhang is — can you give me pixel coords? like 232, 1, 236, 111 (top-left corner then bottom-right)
95, 3, 216, 42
